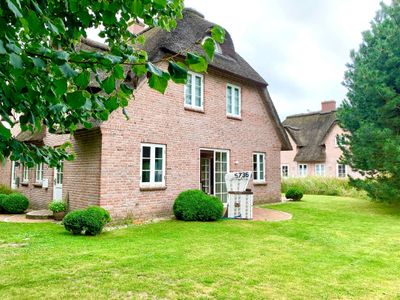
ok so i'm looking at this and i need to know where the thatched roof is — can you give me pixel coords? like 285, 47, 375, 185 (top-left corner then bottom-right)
283, 111, 337, 162
15, 127, 46, 145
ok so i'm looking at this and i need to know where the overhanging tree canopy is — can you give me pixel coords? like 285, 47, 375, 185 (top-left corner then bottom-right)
0, 0, 224, 167
337, 1, 400, 202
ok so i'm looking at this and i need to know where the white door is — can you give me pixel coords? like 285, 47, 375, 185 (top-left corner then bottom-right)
53, 162, 63, 201
11, 161, 20, 189
214, 150, 229, 204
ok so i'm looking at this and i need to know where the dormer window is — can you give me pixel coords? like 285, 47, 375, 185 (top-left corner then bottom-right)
202, 37, 222, 55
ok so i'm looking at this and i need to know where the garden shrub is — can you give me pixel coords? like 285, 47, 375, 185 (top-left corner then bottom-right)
48, 201, 68, 213
0, 193, 29, 214
173, 189, 224, 222
0, 185, 13, 195
285, 188, 304, 201
63, 206, 112, 236
0, 194, 8, 213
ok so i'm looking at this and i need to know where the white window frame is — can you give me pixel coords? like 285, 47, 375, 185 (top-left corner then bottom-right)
226, 84, 241, 118
184, 71, 204, 110
253, 153, 266, 183
281, 164, 289, 178
336, 164, 347, 178
298, 164, 308, 177
35, 163, 44, 183
22, 166, 29, 183
140, 143, 166, 188
315, 164, 326, 176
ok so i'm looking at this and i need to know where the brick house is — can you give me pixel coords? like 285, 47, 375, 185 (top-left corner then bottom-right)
280, 100, 360, 178
0, 8, 291, 219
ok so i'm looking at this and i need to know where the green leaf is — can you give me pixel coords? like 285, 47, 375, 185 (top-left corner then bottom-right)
104, 96, 119, 111
74, 71, 90, 89
113, 65, 125, 80
132, 0, 144, 16
0, 40, 6, 54
168, 61, 188, 84
59, 63, 77, 78
202, 38, 216, 61
66, 91, 87, 109
211, 25, 225, 44
9, 53, 23, 69
53, 79, 67, 96
185, 53, 208, 73
55, 51, 69, 62
148, 72, 169, 94
98, 110, 109, 121
120, 83, 133, 95
6, 0, 22, 18
47, 21, 59, 34
101, 76, 116, 94
132, 64, 147, 77
146, 62, 164, 77
0, 122, 12, 139
31, 57, 45, 68
154, 0, 167, 9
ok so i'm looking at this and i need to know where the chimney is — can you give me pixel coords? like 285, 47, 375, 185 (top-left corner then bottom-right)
128, 21, 146, 35
321, 100, 336, 112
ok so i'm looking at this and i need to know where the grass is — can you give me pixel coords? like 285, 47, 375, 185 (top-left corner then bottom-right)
282, 176, 369, 199
1, 196, 400, 299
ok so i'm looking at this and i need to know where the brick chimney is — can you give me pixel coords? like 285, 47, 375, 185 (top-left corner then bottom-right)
128, 21, 146, 35
321, 100, 336, 112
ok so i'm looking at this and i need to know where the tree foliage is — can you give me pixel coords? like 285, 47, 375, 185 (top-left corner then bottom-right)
0, 0, 224, 167
337, 1, 400, 202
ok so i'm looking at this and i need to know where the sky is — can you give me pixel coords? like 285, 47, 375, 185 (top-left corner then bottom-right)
183, 0, 389, 119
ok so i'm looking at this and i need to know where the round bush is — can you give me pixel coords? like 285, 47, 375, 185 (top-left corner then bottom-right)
0, 194, 8, 213
63, 206, 112, 236
1, 193, 29, 214
173, 190, 224, 222
285, 187, 304, 201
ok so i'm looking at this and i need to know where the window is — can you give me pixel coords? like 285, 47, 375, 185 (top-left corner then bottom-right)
184, 72, 203, 110
215, 151, 229, 203
337, 164, 347, 178
281, 165, 289, 178
35, 163, 44, 182
226, 84, 241, 117
253, 153, 265, 182
315, 164, 325, 176
140, 144, 166, 187
335, 134, 344, 147
298, 164, 308, 177
22, 166, 29, 182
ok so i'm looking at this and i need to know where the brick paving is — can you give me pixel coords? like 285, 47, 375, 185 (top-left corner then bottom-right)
0, 213, 54, 223
252, 207, 292, 222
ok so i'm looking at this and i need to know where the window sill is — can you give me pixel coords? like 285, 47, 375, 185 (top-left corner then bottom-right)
253, 181, 267, 186
184, 106, 204, 114
227, 115, 242, 121
140, 186, 167, 192
33, 182, 43, 188
21, 182, 29, 186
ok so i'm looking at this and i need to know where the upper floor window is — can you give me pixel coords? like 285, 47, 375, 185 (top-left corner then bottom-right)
227, 84, 241, 118
337, 164, 347, 178
184, 72, 203, 110
35, 163, 44, 182
298, 164, 308, 177
22, 166, 29, 183
253, 153, 265, 183
335, 134, 345, 147
281, 165, 289, 178
315, 164, 325, 176
141, 144, 166, 187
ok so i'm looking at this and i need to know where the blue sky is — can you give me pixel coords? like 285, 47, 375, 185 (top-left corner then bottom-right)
185, 0, 389, 119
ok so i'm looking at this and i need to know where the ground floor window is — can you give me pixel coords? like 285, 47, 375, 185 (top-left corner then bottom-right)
337, 164, 347, 178
35, 163, 44, 183
281, 164, 289, 178
141, 144, 166, 187
298, 164, 308, 177
253, 153, 265, 182
315, 164, 325, 176
23, 166, 29, 182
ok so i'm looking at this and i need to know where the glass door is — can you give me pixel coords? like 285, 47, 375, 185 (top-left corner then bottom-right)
214, 150, 229, 203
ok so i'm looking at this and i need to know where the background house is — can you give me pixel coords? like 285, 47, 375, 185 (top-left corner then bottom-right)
0, 8, 291, 219
280, 101, 360, 178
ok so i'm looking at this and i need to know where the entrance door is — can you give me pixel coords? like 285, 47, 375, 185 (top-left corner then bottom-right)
11, 161, 20, 189
53, 162, 63, 201
200, 149, 229, 204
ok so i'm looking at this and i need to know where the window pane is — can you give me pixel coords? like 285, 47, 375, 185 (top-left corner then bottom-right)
195, 76, 202, 107
155, 159, 163, 171
227, 86, 232, 113
142, 147, 151, 158
155, 147, 163, 159
142, 159, 150, 171
154, 171, 163, 183
234, 88, 240, 115
142, 171, 150, 183
185, 74, 192, 105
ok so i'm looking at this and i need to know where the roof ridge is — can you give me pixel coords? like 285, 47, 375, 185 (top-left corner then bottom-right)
285, 109, 337, 119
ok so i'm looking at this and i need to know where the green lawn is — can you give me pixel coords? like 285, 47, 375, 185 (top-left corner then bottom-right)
1, 196, 400, 299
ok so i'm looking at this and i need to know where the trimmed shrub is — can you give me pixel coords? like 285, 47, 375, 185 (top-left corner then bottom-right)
0, 185, 13, 195
48, 201, 68, 213
0, 194, 8, 213
285, 188, 304, 201
173, 189, 224, 222
0, 193, 29, 214
63, 206, 112, 236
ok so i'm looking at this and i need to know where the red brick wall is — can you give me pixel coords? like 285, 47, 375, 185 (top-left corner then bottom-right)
100, 64, 283, 219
